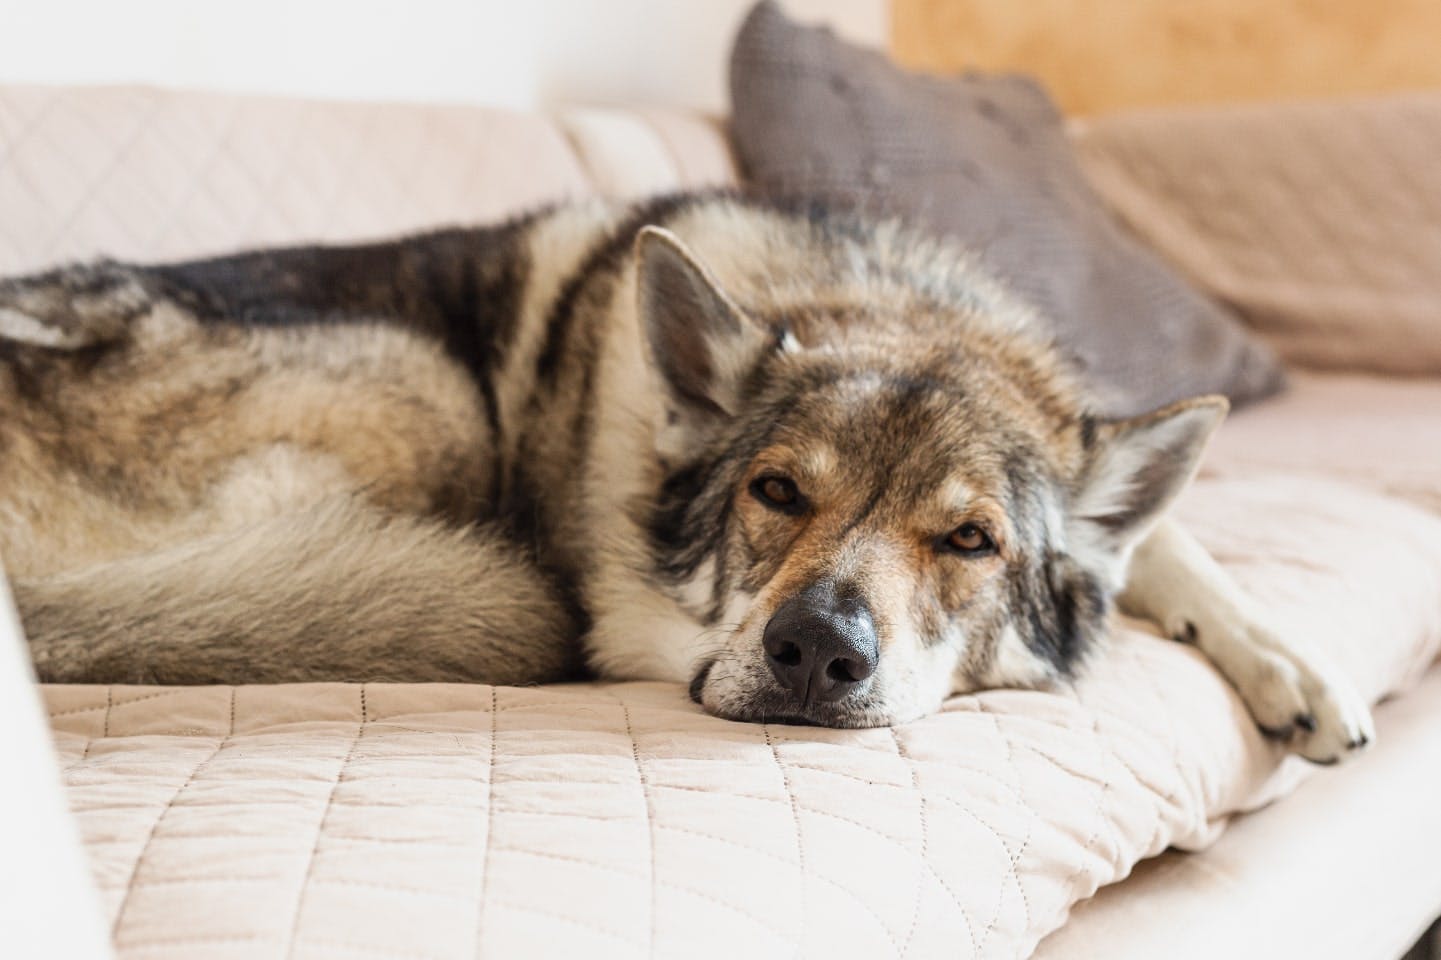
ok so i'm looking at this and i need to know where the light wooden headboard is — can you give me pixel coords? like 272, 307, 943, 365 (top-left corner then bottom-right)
892, 0, 1441, 114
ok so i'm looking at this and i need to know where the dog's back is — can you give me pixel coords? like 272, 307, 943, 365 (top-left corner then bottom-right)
0, 204, 630, 684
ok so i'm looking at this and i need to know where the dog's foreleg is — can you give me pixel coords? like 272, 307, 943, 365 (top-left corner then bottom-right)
1119, 517, 1374, 764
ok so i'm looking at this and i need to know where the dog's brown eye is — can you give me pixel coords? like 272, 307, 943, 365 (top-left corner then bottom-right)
943, 523, 994, 555
751, 475, 805, 513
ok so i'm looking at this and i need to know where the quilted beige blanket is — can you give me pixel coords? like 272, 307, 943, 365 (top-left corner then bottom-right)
46, 406, 1441, 957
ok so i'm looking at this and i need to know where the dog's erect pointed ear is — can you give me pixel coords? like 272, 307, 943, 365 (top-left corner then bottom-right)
1073, 396, 1229, 552
637, 226, 773, 419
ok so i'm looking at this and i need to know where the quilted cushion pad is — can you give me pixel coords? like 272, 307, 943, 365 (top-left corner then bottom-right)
47, 465, 1441, 959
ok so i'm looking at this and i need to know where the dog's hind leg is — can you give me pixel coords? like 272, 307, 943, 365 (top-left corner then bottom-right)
13, 495, 582, 686
1119, 517, 1374, 764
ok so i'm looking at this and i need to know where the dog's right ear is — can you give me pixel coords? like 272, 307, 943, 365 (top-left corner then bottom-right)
1072, 395, 1229, 558
636, 226, 773, 421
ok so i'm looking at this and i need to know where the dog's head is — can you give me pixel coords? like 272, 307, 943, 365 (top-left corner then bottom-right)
635, 226, 1225, 726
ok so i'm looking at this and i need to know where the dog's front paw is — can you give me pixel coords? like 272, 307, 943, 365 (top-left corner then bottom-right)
1241, 636, 1373, 765
1170, 612, 1375, 765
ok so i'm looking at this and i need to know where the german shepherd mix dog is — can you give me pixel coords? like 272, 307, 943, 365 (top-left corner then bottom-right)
0, 194, 1370, 762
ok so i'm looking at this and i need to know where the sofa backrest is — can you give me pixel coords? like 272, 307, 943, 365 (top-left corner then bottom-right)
0, 84, 737, 274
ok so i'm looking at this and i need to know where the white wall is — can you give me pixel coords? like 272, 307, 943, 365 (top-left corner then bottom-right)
0, 0, 887, 111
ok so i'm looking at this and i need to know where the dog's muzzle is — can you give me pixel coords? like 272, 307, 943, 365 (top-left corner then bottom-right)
762, 580, 878, 708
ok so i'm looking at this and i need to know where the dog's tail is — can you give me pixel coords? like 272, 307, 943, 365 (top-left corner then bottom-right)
11, 497, 583, 685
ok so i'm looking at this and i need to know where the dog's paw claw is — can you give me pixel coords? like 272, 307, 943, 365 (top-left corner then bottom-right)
1171, 620, 1198, 644
1258, 723, 1294, 741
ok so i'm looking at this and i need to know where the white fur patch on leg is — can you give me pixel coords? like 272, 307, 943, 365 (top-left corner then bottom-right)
1120, 518, 1374, 764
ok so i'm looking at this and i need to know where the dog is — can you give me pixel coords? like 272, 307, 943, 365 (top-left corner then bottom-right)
0, 193, 1371, 762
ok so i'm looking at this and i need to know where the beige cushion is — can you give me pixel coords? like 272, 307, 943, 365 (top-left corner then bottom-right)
0, 85, 592, 273
1202, 370, 1441, 515
43, 455, 1441, 957
1075, 93, 1441, 376
558, 106, 737, 198
1036, 664, 1441, 960
0, 86, 741, 276
728, 0, 1285, 419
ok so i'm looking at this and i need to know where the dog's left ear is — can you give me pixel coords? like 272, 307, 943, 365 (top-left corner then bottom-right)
637, 226, 773, 419
1073, 396, 1229, 552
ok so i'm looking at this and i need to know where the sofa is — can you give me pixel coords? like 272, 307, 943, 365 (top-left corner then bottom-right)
4, 81, 1441, 959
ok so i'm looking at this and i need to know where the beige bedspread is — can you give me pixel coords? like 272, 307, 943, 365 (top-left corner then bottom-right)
44, 373, 1441, 959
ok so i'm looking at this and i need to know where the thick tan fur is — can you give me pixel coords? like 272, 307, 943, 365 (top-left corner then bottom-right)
0, 285, 576, 684
17, 496, 578, 684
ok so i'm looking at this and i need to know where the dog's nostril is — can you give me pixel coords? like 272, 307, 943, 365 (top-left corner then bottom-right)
762, 583, 879, 703
770, 640, 803, 667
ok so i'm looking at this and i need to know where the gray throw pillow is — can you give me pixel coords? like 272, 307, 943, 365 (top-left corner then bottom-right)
728, 0, 1285, 418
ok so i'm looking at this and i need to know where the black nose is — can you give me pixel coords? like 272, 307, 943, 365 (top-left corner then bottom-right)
762, 581, 878, 705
